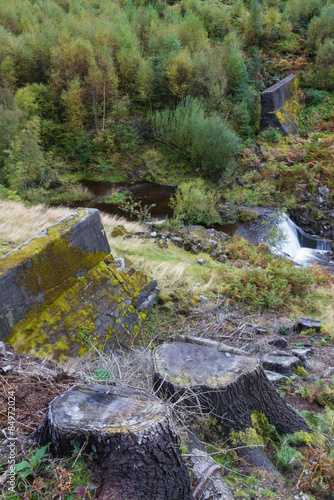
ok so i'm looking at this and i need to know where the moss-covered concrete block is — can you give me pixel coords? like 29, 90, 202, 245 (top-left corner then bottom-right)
260, 74, 300, 135
0, 209, 110, 341
0, 208, 157, 359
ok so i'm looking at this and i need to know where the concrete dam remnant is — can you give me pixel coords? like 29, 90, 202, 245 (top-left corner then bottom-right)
0, 208, 157, 359
260, 74, 300, 135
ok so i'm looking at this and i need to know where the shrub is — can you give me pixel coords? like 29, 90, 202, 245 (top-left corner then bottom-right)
169, 179, 221, 226
307, 4, 334, 50
260, 126, 283, 143
153, 96, 239, 178
284, 0, 322, 32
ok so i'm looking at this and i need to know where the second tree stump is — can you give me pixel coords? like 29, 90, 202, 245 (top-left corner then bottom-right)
153, 340, 309, 435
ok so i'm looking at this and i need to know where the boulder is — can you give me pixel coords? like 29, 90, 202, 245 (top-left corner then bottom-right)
261, 351, 302, 375
269, 337, 288, 349
292, 317, 322, 333
260, 74, 300, 135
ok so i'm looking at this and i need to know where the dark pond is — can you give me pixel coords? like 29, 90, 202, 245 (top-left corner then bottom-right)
80, 180, 176, 219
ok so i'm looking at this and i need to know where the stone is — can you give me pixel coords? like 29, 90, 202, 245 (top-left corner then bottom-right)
322, 366, 334, 378
111, 225, 128, 237
318, 186, 330, 198
254, 326, 269, 335
0, 342, 5, 356
171, 237, 184, 248
114, 258, 125, 270
264, 370, 288, 384
292, 317, 322, 333
260, 74, 300, 135
197, 259, 207, 265
261, 352, 302, 375
269, 337, 288, 349
150, 231, 157, 238
292, 347, 314, 363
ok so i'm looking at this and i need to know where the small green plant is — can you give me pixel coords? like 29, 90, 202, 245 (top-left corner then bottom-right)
117, 196, 155, 223
261, 489, 276, 498
78, 323, 93, 343
261, 126, 283, 143
14, 444, 50, 479
292, 365, 309, 377
170, 179, 221, 226
89, 368, 116, 384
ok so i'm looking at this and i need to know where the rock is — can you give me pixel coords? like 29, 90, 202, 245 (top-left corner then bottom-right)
264, 370, 288, 384
269, 337, 288, 349
261, 352, 302, 375
1, 365, 12, 373
197, 259, 206, 265
236, 176, 247, 186
322, 366, 334, 378
171, 236, 184, 248
150, 231, 157, 238
260, 74, 300, 135
111, 225, 128, 237
114, 258, 125, 270
254, 326, 269, 335
291, 347, 314, 364
318, 186, 330, 198
292, 317, 322, 333
0, 342, 5, 356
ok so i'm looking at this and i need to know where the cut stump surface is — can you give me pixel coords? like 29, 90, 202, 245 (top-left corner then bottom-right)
35, 384, 193, 500
153, 341, 309, 435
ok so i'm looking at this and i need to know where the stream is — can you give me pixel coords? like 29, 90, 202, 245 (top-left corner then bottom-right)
77, 181, 334, 271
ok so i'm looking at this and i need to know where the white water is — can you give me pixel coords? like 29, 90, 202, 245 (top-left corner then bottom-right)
274, 214, 331, 266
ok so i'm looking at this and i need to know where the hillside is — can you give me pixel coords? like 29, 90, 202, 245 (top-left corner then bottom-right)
1, 0, 334, 498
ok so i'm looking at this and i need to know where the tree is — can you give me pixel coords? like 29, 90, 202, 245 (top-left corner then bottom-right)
4, 116, 45, 195
0, 87, 25, 171
153, 96, 239, 178
61, 76, 87, 132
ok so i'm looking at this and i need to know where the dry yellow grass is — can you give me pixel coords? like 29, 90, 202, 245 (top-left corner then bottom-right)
0, 200, 144, 257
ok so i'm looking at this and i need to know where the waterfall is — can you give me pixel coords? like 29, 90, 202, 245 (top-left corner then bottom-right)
273, 214, 331, 265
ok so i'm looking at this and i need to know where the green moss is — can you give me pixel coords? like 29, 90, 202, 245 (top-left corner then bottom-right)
292, 365, 309, 377
6, 257, 156, 359
54, 336, 70, 352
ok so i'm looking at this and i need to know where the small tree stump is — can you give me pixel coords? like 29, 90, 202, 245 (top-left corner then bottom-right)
34, 384, 193, 500
153, 341, 309, 435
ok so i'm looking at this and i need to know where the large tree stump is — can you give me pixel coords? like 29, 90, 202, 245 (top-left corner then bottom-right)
34, 384, 193, 500
153, 340, 309, 436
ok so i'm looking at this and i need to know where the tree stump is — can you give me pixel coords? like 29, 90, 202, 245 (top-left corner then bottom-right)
34, 384, 193, 500
153, 340, 309, 436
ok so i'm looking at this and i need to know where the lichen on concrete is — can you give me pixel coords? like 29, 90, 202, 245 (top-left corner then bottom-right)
1, 209, 157, 359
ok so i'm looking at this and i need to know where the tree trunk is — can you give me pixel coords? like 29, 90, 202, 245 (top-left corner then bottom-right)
34, 384, 193, 500
153, 340, 309, 436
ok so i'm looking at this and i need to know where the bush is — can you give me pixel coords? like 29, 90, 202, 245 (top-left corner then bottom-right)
260, 126, 282, 143
153, 97, 239, 178
169, 179, 221, 226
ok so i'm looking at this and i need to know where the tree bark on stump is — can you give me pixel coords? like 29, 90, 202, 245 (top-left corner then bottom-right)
34, 384, 193, 500
153, 341, 309, 436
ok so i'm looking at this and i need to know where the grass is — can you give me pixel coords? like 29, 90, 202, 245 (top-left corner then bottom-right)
0, 200, 144, 258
